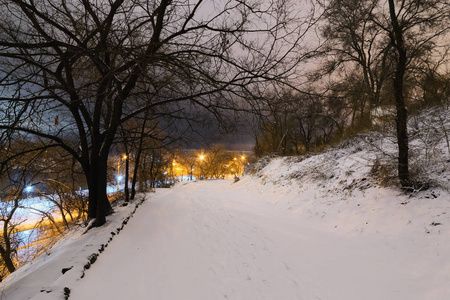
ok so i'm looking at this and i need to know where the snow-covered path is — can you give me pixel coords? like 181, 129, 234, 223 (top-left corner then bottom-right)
70, 179, 448, 300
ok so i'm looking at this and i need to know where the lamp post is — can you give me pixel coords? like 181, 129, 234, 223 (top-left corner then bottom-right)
124, 154, 129, 202
116, 153, 129, 200
117, 158, 121, 192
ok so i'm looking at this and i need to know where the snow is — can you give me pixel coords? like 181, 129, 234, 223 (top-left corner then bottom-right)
69, 180, 450, 300
2, 176, 449, 299
0, 197, 147, 300
2, 108, 450, 299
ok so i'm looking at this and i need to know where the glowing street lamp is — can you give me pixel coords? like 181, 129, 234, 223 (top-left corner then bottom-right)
117, 157, 121, 192
25, 185, 33, 198
116, 154, 129, 197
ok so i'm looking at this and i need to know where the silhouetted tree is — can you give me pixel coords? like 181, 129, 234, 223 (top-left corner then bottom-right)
318, 0, 449, 186
0, 0, 313, 226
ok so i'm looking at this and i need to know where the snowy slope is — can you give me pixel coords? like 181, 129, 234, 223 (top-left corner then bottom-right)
246, 106, 450, 239
0, 196, 149, 300
1, 107, 450, 299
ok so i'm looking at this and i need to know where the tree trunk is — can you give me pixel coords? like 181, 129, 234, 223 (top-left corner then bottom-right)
130, 149, 139, 199
0, 227, 16, 274
86, 172, 97, 220
0, 194, 21, 275
149, 149, 156, 189
131, 115, 148, 200
394, 67, 409, 186
86, 149, 113, 226
388, 0, 410, 186
122, 135, 130, 202
95, 154, 113, 226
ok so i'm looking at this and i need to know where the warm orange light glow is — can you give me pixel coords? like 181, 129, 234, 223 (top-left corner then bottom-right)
241, 156, 245, 160
123, 154, 127, 160
199, 155, 204, 160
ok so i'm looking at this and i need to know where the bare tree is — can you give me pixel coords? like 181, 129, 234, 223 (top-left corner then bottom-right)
198, 145, 231, 179
0, 184, 22, 276
318, 0, 450, 186
319, 0, 393, 127
176, 149, 197, 181
0, 0, 314, 226
0, 140, 43, 277
380, 0, 449, 186
253, 89, 344, 156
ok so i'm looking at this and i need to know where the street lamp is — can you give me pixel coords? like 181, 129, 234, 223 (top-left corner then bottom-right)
116, 154, 129, 199
25, 185, 33, 198
123, 154, 129, 201
117, 157, 121, 192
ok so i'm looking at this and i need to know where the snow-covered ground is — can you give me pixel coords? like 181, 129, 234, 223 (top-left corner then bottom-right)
0, 195, 148, 299
1, 107, 450, 299
2, 176, 449, 299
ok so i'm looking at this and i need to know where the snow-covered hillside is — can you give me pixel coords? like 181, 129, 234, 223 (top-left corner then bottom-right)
246, 106, 450, 235
1, 107, 450, 299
